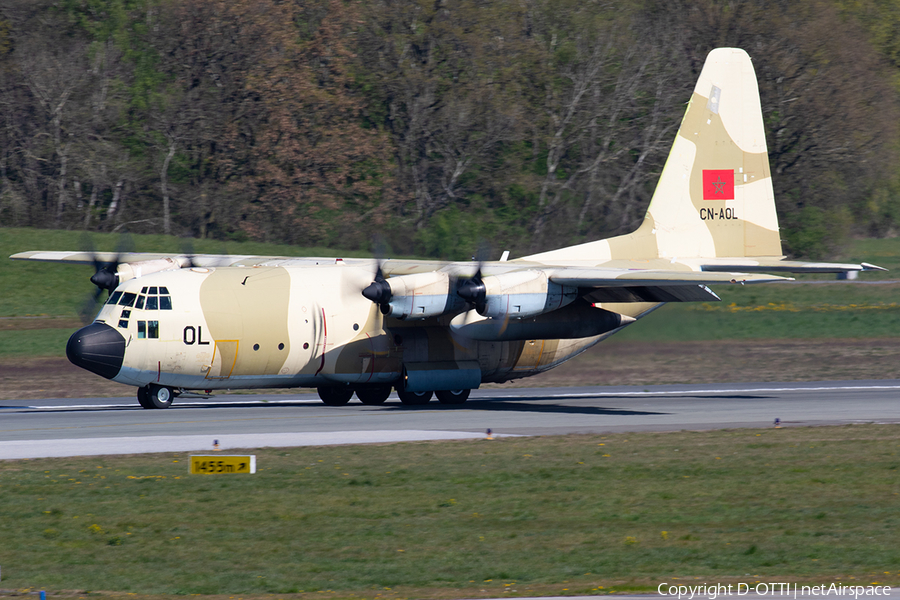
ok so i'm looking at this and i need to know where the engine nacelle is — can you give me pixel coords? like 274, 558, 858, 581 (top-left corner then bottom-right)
478, 270, 577, 319
116, 258, 185, 284
93, 258, 186, 291
384, 272, 466, 320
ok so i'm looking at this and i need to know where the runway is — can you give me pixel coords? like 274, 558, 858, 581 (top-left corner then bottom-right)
2, 380, 899, 459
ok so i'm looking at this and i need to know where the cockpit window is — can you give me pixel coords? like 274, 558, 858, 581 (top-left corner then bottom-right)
118, 292, 137, 307
107, 291, 123, 305
137, 320, 159, 339
146, 296, 158, 310
135, 295, 145, 309
160, 296, 172, 310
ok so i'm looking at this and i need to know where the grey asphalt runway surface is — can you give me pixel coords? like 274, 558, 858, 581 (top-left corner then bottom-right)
2, 380, 899, 459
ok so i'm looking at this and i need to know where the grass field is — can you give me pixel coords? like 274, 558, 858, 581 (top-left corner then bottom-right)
1, 426, 899, 598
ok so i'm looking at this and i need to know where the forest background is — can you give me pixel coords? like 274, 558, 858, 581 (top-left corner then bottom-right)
2, 0, 900, 260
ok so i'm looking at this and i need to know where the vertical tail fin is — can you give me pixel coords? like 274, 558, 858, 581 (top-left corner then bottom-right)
642, 47, 782, 259
525, 48, 783, 263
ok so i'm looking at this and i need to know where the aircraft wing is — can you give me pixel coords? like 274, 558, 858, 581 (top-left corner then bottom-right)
13, 251, 879, 275
7, 249, 857, 306
9, 250, 278, 267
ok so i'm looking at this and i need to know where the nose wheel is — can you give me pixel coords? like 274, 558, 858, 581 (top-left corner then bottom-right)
137, 384, 175, 409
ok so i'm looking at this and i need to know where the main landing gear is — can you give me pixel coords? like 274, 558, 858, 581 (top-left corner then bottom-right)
316, 385, 393, 406
435, 389, 470, 404
316, 386, 471, 406
137, 384, 177, 409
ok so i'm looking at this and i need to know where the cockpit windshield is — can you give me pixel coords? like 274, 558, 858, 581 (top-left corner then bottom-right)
106, 286, 173, 310
118, 292, 137, 307
138, 286, 172, 310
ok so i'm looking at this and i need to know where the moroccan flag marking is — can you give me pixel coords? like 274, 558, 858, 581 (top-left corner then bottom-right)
702, 169, 735, 200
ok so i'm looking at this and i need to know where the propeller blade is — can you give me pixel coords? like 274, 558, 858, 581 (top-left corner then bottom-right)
77, 231, 136, 322
361, 237, 393, 312
180, 238, 198, 268
457, 240, 491, 312
78, 286, 106, 325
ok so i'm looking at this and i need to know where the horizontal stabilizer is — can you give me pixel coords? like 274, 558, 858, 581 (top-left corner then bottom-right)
547, 268, 791, 287
700, 259, 887, 274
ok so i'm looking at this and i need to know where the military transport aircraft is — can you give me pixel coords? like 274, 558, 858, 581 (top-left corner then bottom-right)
11, 48, 884, 409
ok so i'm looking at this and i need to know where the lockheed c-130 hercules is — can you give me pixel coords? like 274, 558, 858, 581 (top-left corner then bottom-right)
11, 48, 885, 409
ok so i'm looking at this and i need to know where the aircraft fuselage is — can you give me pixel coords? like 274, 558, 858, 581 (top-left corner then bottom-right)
68, 264, 627, 393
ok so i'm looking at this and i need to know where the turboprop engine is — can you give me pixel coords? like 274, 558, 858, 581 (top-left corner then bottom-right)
457, 269, 578, 319
362, 271, 466, 320
89, 257, 188, 292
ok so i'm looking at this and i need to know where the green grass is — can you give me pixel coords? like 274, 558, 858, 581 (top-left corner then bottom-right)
617, 281, 900, 341
847, 238, 900, 274
1, 426, 899, 596
0, 329, 72, 358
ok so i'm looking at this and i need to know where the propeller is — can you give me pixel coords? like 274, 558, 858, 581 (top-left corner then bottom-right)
456, 241, 491, 313
179, 238, 198, 269
178, 237, 236, 269
362, 261, 392, 310
78, 232, 134, 324
361, 235, 393, 313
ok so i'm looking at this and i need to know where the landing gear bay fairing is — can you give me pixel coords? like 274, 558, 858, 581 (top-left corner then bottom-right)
11, 49, 883, 409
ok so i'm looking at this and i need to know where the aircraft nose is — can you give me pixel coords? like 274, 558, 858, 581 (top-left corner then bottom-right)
66, 322, 126, 380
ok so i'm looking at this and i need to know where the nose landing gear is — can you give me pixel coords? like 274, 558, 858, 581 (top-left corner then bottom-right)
137, 384, 176, 409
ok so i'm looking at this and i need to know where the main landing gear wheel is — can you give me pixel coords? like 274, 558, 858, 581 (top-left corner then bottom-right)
317, 386, 353, 406
435, 389, 470, 404
138, 384, 175, 409
356, 385, 392, 405
396, 388, 433, 406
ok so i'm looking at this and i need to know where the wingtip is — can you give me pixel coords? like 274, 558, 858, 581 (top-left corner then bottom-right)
861, 262, 888, 272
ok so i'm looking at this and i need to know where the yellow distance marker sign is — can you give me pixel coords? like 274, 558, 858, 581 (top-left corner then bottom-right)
190, 455, 256, 475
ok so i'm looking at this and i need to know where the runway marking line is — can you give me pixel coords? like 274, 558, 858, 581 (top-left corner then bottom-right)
7, 382, 900, 412
544, 384, 900, 397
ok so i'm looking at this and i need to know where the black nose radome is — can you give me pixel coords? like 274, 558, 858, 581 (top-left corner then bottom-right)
66, 322, 126, 380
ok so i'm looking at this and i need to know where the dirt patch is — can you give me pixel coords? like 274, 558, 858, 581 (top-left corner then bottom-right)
2, 338, 899, 401
0, 356, 134, 400
494, 337, 900, 388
